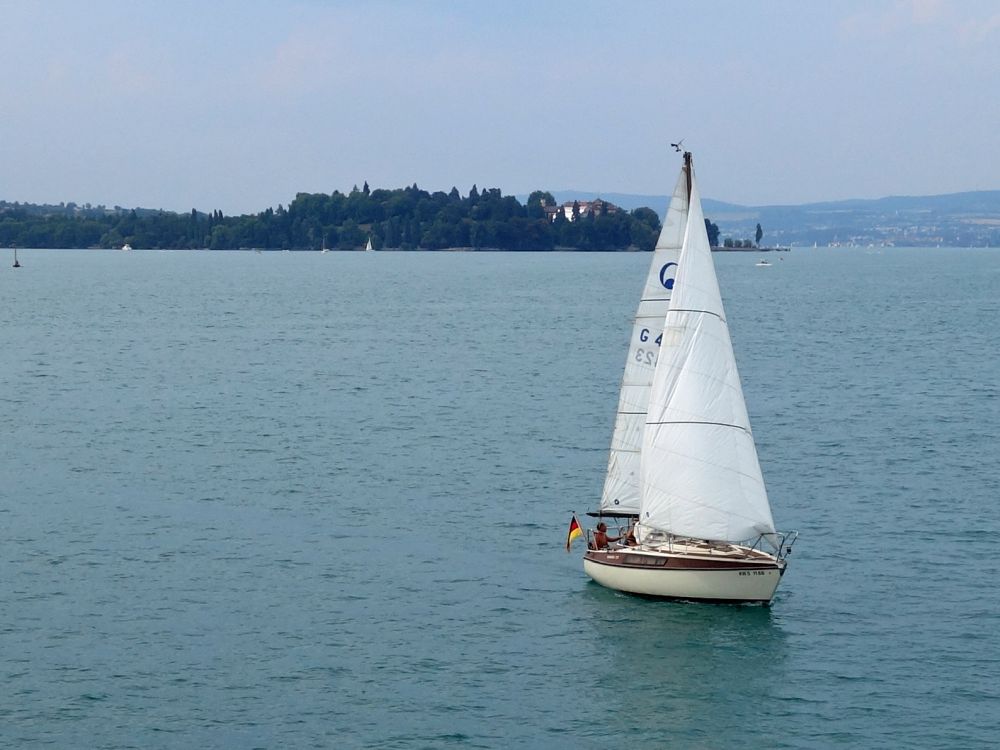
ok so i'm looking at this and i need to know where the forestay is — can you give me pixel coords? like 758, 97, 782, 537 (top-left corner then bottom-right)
599, 169, 689, 515
638, 167, 776, 543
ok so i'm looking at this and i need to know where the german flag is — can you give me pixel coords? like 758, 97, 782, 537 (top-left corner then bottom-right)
566, 515, 583, 552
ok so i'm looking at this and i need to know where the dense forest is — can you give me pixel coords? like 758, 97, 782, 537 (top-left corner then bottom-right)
0, 182, 716, 252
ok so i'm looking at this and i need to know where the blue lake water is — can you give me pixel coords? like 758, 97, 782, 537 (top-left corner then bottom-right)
1, 247, 998, 748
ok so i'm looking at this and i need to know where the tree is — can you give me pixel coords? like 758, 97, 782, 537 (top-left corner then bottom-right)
527, 190, 555, 220
631, 207, 660, 230
629, 219, 657, 251
1, 185, 667, 252
338, 218, 364, 250
755, 223, 763, 247
705, 219, 720, 247
527, 190, 555, 207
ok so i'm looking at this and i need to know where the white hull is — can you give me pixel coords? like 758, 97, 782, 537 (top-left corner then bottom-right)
583, 547, 784, 603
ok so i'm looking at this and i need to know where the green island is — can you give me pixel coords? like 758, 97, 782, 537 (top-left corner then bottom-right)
1, 183, 724, 252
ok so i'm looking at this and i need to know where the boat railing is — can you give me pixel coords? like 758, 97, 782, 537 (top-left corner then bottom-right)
749, 531, 799, 561
652, 531, 799, 560
620, 526, 800, 559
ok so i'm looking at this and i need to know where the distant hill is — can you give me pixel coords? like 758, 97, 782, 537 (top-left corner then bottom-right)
6, 187, 999, 250
532, 190, 767, 214
535, 190, 1000, 247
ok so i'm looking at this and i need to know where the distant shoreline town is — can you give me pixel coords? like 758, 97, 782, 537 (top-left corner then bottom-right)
2, 185, 998, 251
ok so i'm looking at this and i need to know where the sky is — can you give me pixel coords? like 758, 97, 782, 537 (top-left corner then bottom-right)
1, 0, 998, 215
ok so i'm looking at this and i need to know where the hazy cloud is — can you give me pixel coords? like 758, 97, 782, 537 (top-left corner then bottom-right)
1, 1, 997, 213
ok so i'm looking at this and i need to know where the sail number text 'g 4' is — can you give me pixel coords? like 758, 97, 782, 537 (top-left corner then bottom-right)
635, 328, 662, 365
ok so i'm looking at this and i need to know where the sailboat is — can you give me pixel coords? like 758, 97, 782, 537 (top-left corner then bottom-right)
321, 235, 330, 253
365, 236, 374, 252
581, 151, 796, 604
12, 246, 21, 268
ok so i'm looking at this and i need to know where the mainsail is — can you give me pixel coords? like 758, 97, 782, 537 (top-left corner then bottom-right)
638, 161, 775, 542
598, 170, 689, 515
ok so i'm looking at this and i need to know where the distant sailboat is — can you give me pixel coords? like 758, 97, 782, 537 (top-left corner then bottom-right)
365, 236, 374, 252
579, 151, 796, 604
321, 235, 330, 253
12, 246, 21, 268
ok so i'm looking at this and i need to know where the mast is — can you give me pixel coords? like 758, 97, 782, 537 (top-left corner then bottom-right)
684, 151, 692, 201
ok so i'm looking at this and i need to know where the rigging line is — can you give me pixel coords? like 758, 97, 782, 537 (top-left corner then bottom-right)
646, 420, 750, 432
666, 307, 726, 322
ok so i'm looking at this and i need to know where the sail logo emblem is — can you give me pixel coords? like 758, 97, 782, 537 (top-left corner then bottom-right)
659, 262, 677, 290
